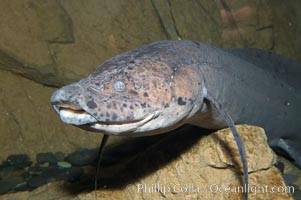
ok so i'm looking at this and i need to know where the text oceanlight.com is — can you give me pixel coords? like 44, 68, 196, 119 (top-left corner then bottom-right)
126, 183, 295, 196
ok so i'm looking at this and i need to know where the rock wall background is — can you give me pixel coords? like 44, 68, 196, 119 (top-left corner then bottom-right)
0, 0, 300, 162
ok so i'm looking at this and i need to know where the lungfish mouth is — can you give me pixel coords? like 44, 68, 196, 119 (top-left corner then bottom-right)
52, 103, 161, 134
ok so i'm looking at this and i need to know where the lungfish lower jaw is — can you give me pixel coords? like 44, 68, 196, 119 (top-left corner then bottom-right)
52, 103, 162, 134
89, 110, 162, 134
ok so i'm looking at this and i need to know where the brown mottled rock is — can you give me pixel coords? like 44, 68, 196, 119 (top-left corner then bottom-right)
82, 125, 289, 200
0, 125, 293, 200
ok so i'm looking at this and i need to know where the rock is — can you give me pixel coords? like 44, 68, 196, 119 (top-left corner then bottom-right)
28, 166, 83, 183
0, 177, 25, 195
294, 190, 301, 200
36, 152, 57, 165
57, 161, 72, 168
14, 182, 31, 192
275, 160, 285, 173
63, 167, 83, 182
65, 148, 98, 166
0, 125, 294, 200
27, 176, 48, 189
277, 156, 301, 200
202, 125, 276, 171
282, 173, 298, 185
81, 125, 290, 200
4, 154, 32, 169
43, 166, 83, 182
0, 0, 73, 86
54, 152, 65, 162
0, 165, 15, 178
0, 181, 76, 200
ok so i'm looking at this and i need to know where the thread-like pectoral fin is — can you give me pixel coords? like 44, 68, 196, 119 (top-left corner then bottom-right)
206, 91, 249, 200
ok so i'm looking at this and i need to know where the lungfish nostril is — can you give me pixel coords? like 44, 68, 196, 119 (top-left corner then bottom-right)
50, 90, 65, 104
52, 104, 60, 115
50, 83, 82, 105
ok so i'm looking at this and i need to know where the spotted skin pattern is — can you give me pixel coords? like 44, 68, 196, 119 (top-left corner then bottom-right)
51, 40, 301, 165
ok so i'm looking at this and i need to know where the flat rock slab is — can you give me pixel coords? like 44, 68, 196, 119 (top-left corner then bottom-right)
0, 125, 293, 200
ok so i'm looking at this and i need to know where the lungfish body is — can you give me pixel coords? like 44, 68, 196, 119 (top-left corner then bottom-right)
51, 40, 301, 166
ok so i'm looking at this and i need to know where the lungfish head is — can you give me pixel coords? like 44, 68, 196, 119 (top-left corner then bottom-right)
51, 41, 206, 135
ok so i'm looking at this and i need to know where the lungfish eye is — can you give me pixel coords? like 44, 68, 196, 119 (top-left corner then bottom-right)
114, 80, 126, 92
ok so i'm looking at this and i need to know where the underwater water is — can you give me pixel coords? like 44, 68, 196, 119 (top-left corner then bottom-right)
0, 1, 300, 199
